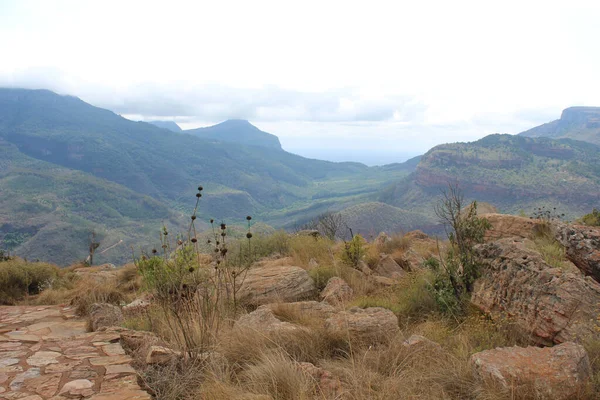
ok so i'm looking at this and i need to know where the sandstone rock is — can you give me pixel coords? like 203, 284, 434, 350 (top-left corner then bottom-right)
471, 342, 590, 399
234, 306, 301, 334
484, 213, 538, 241
89, 303, 123, 332
373, 232, 391, 248
145, 345, 181, 365
472, 238, 600, 345
59, 379, 95, 397
356, 260, 372, 275
324, 307, 399, 344
307, 258, 319, 270
402, 334, 442, 350
320, 277, 353, 305
555, 224, 600, 283
238, 265, 317, 306
373, 255, 406, 279
122, 296, 152, 316
265, 301, 336, 321
369, 275, 396, 287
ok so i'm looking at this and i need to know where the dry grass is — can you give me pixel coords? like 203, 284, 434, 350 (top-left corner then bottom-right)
289, 235, 336, 268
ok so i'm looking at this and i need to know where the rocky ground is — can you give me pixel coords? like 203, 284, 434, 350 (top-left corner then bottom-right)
0, 305, 150, 399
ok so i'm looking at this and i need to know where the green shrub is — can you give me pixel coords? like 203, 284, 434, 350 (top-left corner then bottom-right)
0, 259, 59, 305
580, 209, 600, 226
340, 234, 366, 268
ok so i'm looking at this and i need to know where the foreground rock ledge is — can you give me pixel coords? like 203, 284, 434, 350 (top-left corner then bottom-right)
471, 342, 591, 399
238, 265, 317, 306
472, 238, 600, 345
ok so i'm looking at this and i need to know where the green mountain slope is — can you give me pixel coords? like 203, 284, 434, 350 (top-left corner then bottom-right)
148, 120, 182, 132
519, 107, 600, 145
380, 134, 600, 219
0, 88, 413, 264
185, 119, 282, 150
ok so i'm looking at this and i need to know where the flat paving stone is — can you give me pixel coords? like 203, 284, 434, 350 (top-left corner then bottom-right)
0, 305, 151, 399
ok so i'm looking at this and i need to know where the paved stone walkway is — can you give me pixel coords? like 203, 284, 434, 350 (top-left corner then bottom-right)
0, 305, 150, 399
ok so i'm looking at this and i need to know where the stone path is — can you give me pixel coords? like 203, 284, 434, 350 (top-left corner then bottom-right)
0, 305, 150, 399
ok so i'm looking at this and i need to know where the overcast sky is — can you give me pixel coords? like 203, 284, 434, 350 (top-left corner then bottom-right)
1, 0, 599, 165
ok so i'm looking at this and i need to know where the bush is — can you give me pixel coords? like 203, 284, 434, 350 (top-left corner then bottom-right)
0, 258, 59, 305
580, 209, 600, 226
340, 234, 366, 268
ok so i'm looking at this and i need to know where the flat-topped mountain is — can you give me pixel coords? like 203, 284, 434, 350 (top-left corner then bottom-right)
185, 119, 283, 150
519, 106, 600, 145
380, 134, 600, 219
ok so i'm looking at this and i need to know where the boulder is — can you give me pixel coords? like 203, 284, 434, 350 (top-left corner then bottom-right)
471, 342, 590, 399
307, 258, 319, 270
234, 306, 301, 334
265, 301, 336, 321
483, 213, 538, 241
89, 303, 123, 332
373, 232, 391, 248
372, 255, 406, 279
238, 265, 317, 306
472, 238, 600, 345
324, 307, 399, 344
145, 345, 181, 365
320, 277, 353, 305
555, 224, 600, 283
122, 295, 152, 316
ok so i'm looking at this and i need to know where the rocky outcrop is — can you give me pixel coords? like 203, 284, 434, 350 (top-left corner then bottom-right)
483, 213, 538, 241
235, 301, 336, 334
234, 306, 303, 334
472, 239, 600, 345
238, 265, 317, 306
555, 224, 600, 283
372, 255, 406, 279
122, 295, 152, 316
324, 307, 399, 344
145, 345, 181, 365
89, 303, 123, 332
471, 342, 591, 399
320, 277, 353, 305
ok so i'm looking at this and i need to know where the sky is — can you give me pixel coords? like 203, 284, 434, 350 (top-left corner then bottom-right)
1, 0, 599, 165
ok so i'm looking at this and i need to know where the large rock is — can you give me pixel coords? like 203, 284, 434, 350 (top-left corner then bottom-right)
372, 255, 406, 279
324, 307, 399, 344
238, 265, 317, 306
265, 301, 336, 321
472, 239, 600, 346
89, 303, 123, 332
555, 224, 600, 283
234, 306, 302, 334
483, 213, 538, 241
471, 342, 590, 399
320, 277, 353, 305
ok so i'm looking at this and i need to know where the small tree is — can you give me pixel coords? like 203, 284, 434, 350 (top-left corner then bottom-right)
433, 184, 490, 312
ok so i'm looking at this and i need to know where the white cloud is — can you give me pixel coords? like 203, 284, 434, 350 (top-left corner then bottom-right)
0, 0, 599, 161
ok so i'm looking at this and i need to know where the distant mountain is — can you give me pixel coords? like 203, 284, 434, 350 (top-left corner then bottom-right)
0, 88, 411, 264
185, 119, 283, 150
380, 134, 600, 219
519, 107, 600, 145
148, 120, 182, 132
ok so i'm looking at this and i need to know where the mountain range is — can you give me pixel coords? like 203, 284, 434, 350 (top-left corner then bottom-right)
0, 88, 598, 265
